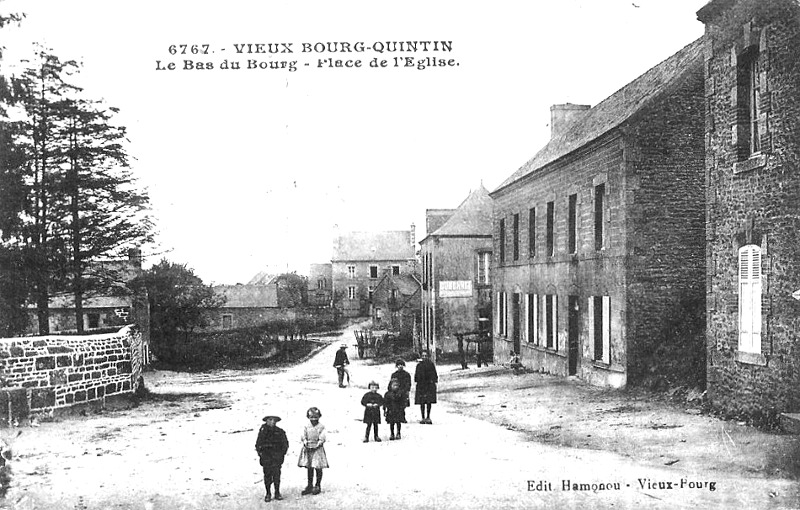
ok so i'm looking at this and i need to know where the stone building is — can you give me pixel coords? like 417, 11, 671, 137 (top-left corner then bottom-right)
371, 271, 421, 339
420, 186, 493, 355
331, 228, 417, 318
698, 0, 800, 422
206, 284, 278, 330
307, 263, 333, 307
491, 39, 707, 388
24, 249, 150, 355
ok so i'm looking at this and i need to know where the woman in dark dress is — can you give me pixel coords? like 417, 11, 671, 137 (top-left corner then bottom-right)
414, 351, 438, 424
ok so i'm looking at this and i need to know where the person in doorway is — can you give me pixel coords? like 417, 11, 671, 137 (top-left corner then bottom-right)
387, 359, 411, 408
384, 379, 407, 440
255, 414, 289, 502
298, 407, 329, 495
414, 350, 438, 424
361, 381, 384, 442
333, 343, 350, 387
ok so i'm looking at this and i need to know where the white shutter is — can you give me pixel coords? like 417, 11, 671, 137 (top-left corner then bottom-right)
602, 296, 611, 364
551, 296, 558, 350
533, 295, 539, 345
738, 245, 762, 354
523, 294, 529, 343
588, 297, 595, 359
496, 292, 501, 335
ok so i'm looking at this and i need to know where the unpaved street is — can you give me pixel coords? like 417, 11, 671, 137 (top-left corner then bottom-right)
3, 326, 800, 509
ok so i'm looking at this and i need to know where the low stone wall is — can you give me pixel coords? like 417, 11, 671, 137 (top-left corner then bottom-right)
0, 326, 144, 424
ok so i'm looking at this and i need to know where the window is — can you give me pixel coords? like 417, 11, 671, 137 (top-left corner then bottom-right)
568, 194, 578, 254
348, 286, 357, 300
369, 265, 378, 278
529, 207, 536, 257
317, 279, 325, 289
87, 313, 100, 329
738, 245, 762, 353
392, 265, 400, 275
595, 184, 605, 250
222, 314, 232, 330
499, 218, 506, 264
368, 286, 375, 300
546, 201, 555, 256
589, 296, 610, 363
513, 213, 520, 261
496, 292, 507, 337
347, 265, 356, 279
545, 295, 557, 349
478, 252, 491, 285
526, 294, 538, 345
736, 47, 762, 160
391, 289, 398, 300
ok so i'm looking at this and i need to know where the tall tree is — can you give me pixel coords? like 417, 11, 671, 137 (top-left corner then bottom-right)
134, 260, 225, 362
13, 47, 79, 334
58, 97, 153, 333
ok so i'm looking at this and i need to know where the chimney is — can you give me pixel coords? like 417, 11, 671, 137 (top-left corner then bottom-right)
410, 223, 416, 247
550, 103, 590, 139
128, 247, 142, 269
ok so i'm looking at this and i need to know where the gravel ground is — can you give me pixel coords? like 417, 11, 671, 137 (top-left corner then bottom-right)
1, 323, 798, 509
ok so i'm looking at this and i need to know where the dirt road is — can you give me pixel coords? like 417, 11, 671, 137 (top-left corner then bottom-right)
3, 326, 799, 509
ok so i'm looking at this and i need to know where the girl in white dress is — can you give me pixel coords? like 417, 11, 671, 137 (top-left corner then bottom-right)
297, 406, 329, 495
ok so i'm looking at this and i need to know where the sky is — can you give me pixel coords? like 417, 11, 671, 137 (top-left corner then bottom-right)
1, 0, 709, 285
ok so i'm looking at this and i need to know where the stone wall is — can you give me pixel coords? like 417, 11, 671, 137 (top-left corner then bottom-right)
0, 326, 144, 424
700, 0, 800, 422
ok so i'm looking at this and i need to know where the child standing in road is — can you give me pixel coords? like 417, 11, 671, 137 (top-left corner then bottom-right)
384, 379, 407, 440
255, 414, 289, 502
361, 381, 384, 442
297, 407, 329, 495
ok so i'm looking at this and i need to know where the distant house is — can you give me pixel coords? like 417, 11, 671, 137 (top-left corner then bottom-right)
419, 186, 493, 355
331, 227, 418, 318
491, 38, 706, 388
24, 247, 149, 333
371, 271, 421, 339
308, 263, 332, 307
205, 284, 278, 330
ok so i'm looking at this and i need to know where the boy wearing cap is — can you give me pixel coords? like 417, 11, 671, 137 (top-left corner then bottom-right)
255, 415, 289, 502
333, 343, 350, 387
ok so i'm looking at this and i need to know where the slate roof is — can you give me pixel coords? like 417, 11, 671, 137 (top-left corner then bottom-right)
332, 231, 415, 261
247, 271, 278, 286
495, 37, 704, 192
425, 185, 493, 240
213, 284, 278, 308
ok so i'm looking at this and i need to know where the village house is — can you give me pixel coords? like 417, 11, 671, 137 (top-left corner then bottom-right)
490, 39, 707, 388
370, 271, 421, 340
205, 284, 279, 331
419, 186, 493, 355
697, 0, 800, 423
331, 228, 417, 318
24, 248, 150, 350
307, 263, 333, 307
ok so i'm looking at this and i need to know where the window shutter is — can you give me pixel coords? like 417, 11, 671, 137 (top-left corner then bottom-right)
602, 296, 611, 365
738, 245, 762, 353
588, 297, 595, 359
523, 294, 529, 343
552, 296, 558, 351
533, 294, 539, 345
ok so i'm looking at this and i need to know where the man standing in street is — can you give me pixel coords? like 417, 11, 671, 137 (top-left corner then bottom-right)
333, 343, 350, 388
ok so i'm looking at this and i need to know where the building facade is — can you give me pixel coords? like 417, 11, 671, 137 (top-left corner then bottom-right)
371, 272, 421, 339
307, 263, 333, 307
491, 40, 707, 388
331, 228, 417, 318
420, 186, 493, 355
698, 0, 800, 421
